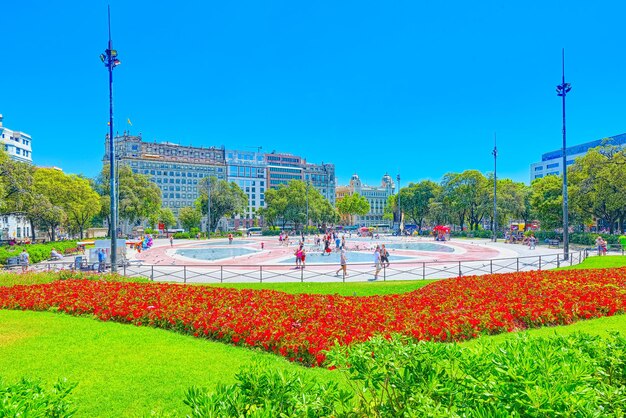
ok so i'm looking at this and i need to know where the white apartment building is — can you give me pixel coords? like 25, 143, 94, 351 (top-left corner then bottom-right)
0, 114, 33, 163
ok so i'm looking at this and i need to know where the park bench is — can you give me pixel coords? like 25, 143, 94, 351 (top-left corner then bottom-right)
4, 257, 21, 270
548, 239, 560, 248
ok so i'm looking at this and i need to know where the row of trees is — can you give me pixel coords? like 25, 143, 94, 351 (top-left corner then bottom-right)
2, 141, 624, 240
381, 143, 626, 234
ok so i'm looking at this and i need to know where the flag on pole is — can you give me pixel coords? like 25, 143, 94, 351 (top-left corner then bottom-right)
107, 121, 110, 126
127, 118, 132, 126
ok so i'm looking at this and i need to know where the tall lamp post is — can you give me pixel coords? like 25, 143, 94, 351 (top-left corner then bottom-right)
556, 48, 572, 260
305, 179, 310, 234
396, 174, 401, 233
492, 133, 497, 242
206, 177, 212, 237
100, 6, 121, 272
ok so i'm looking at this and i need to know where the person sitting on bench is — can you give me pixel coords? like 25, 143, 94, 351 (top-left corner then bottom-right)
50, 248, 64, 260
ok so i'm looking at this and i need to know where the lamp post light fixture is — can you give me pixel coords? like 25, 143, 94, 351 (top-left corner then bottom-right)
206, 177, 213, 236
101, 6, 121, 272
556, 48, 572, 260
492, 133, 498, 242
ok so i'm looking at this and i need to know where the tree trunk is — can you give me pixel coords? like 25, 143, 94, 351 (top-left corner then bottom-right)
30, 219, 36, 241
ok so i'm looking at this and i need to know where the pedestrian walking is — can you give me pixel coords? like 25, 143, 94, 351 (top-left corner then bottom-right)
97, 248, 106, 273
380, 244, 390, 267
336, 247, 348, 277
19, 249, 29, 272
369, 246, 381, 281
169, 236, 174, 247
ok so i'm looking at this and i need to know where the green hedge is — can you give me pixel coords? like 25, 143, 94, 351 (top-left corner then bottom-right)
186, 332, 626, 417
0, 241, 79, 265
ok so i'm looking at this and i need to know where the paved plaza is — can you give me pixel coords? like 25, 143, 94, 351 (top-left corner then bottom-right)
122, 235, 576, 283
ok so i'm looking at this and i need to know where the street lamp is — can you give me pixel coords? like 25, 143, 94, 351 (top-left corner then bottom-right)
556, 48, 572, 260
396, 174, 401, 232
305, 179, 310, 234
492, 133, 497, 242
206, 177, 212, 236
101, 6, 121, 272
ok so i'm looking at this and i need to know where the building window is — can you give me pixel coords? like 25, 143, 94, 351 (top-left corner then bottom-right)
534, 166, 543, 171
546, 163, 559, 169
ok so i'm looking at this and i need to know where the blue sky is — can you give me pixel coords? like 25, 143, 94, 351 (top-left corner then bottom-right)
3, 1, 625, 186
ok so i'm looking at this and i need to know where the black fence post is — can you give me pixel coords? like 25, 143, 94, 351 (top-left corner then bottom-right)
557, 254, 560, 268
458, 261, 462, 277
220, 265, 223, 284
539, 256, 542, 271
383, 265, 386, 281
260, 265, 263, 283
422, 262, 426, 280
150, 265, 154, 281
490, 260, 493, 274
183, 266, 187, 284
517, 257, 520, 272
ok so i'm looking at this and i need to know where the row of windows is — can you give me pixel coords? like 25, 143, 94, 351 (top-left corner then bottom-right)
269, 166, 302, 174
228, 165, 266, 178
161, 186, 198, 192
155, 178, 198, 185
140, 146, 223, 160
226, 153, 264, 162
131, 161, 224, 172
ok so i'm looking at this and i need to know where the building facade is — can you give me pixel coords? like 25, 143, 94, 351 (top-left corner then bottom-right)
0, 212, 31, 241
336, 174, 395, 227
225, 149, 267, 228
303, 162, 336, 206
265, 152, 304, 189
103, 133, 226, 214
529, 133, 626, 182
0, 114, 32, 163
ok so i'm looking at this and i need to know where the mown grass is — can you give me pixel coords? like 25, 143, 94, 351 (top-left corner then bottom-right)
206, 279, 436, 296
1, 254, 624, 416
557, 255, 626, 270
0, 310, 340, 417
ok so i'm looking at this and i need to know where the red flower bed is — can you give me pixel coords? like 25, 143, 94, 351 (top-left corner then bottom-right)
1, 268, 626, 366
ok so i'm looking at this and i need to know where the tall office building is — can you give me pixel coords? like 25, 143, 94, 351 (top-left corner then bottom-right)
265, 152, 304, 188
529, 133, 626, 182
103, 133, 226, 213
225, 149, 267, 228
335, 173, 395, 227
0, 114, 33, 163
303, 162, 336, 206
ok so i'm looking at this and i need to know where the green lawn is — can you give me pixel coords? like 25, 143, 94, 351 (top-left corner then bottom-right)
0, 310, 340, 417
557, 255, 626, 270
206, 279, 436, 296
1, 254, 625, 416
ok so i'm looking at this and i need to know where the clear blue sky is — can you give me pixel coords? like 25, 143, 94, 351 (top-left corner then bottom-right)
3, 1, 625, 186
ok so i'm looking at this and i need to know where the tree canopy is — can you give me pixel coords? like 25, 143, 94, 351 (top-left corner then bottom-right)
196, 177, 248, 232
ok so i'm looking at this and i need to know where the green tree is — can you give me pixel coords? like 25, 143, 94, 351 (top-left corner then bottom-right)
0, 150, 34, 213
96, 165, 162, 234
159, 208, 177, 231
178, 206, 203, 232
262, 180, 336, 230
64, 175, 101, 239
196, 177, 247, 232
569, 145, 626, 233
440, 170, 489, 231
530, 175, 563, 231
398, 181, 440, 232
336, 193, 370, 226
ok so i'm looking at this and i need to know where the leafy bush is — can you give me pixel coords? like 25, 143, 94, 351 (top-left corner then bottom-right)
0, 377, 77, 417
450, 230, 503, 239
261, 229, 281, 236
326, 332, 626, 417
0, 241, 79, 265
186, 332, 626, 417
184, 364, 351, 418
